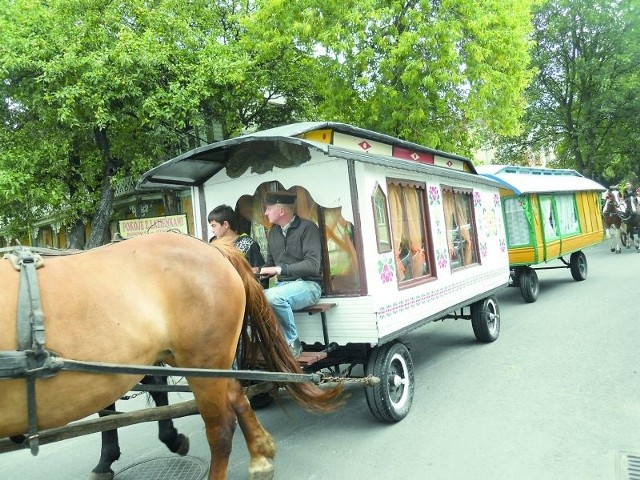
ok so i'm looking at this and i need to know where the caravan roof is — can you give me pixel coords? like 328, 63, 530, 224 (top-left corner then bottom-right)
136, 122, 497, 191
476, 165, 605, 195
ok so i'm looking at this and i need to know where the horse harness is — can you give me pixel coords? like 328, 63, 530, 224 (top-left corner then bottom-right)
0, 247, 68, 455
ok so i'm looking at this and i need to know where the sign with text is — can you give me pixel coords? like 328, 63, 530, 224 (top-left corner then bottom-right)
119, 214, 189, 238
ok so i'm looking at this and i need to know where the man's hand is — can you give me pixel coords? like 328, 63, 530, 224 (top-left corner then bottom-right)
259, 266, 280, 278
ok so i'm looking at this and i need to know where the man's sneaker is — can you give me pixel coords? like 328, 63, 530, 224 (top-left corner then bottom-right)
288, 337, 302, 358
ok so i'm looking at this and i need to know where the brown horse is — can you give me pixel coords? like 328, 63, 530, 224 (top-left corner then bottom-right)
0, 232, 342, 480
602, 188, 625, 253
621, 191, 640, 252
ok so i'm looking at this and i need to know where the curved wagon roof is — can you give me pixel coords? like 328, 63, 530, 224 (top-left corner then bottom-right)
136, 122, 502, 191
476, 165, 605, 195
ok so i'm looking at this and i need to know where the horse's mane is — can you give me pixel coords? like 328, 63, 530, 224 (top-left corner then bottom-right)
212, 241, 343, 412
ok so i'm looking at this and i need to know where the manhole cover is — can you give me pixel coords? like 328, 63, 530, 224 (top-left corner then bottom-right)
618, 451, 640, 480
114, 456, 208, 480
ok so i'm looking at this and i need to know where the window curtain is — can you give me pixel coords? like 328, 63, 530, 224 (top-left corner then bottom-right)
442, 190, 458, 262
324, 207, 360, 293
388, 184, 406, 281
504, 198, 531, 245
539, 197, 557, 239
555, 195, 579, 235
454, 193, 474, 265
403, 187, 426, 277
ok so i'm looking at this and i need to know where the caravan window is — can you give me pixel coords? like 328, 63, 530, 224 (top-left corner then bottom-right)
503, 197, 531, 246
539, 195, 559, 240
387, 180, 432, 285
442, 187, 479, 269
237, 182, 361, 296
372, 184, 391, 253
555, 194, 580, 236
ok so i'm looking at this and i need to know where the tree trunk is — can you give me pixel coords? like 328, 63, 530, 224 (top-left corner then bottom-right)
66, 220, 86, 250
85, 177, 114, 249
84, 127, 119, 249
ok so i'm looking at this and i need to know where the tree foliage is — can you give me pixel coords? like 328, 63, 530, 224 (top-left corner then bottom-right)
0, 0, 535, 247
258, 0, 534, 154
0, 0, 320, 246
495, 0, 640, 186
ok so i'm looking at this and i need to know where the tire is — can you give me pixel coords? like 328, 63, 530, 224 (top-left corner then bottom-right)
365, 341, 414, 422
471, 296, 500, 343
518, 266, 539, 303
569, 251, 587, 281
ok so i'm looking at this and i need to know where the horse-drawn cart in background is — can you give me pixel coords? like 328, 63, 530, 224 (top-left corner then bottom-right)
137, 122, 512, 421
476, 165, 605, 303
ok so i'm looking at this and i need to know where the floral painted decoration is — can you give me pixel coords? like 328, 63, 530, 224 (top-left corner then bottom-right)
378, 257, 395, 283
436, 249, 449, 269
480, 241, 488, 258
484, 208, 497, 237
473, 191, 482, 208
428, 185, 441, 206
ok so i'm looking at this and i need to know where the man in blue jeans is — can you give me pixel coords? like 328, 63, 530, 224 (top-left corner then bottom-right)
259, 190, 323, 357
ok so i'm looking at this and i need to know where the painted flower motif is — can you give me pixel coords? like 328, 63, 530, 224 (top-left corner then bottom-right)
480, 241, 488, 257
437, 249, 448, 269
434, 218, 443, 236
499, 238, 507, 252
484, 208, 497, 236
378, 258, 395, 283
428, 185, 440, 206
473, 191, 482, 207
494, 193, 501, 208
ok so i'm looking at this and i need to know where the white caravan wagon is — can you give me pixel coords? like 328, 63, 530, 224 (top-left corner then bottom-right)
137, 122, 511, 421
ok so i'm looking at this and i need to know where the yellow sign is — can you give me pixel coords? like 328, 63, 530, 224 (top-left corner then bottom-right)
119, 214, 189, 238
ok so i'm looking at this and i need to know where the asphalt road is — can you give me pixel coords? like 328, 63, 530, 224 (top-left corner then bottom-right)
2, 242, 639, 480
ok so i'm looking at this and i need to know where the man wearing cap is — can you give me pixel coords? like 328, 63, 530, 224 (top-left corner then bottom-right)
259, 190, 323, 357
623, 181, 636, 213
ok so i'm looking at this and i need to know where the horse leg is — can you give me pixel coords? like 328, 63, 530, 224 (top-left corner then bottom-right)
613, 225, 622, 253
228, 379, 276, 480
607, 224, 617, 252
633, 225, 640, 251
142, 375, 190, 456
189, 378, 237, 480
90, 404, 120, 480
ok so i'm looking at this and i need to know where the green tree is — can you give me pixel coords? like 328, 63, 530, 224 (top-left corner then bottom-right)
259, 0, 535, 154
1, 0, 536, 248
0, 0, 319, 247
495, 0, 640, 185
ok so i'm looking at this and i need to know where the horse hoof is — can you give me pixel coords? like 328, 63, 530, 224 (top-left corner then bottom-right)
616, 249, 622, 254
249, 458, 275, 480
175, 434, 190, 456
610, 247, 615, 252
89, 472, 114, 480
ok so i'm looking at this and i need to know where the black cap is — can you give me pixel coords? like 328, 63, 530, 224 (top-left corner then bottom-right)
264, 191, 297, 205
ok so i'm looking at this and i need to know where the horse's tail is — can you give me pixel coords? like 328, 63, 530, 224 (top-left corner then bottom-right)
214, 242, 344, 412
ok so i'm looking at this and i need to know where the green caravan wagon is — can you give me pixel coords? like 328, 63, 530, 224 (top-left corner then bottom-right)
477, 165, 605, 303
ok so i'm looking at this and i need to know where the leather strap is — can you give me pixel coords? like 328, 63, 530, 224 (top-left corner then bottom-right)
15, 249, 47, 456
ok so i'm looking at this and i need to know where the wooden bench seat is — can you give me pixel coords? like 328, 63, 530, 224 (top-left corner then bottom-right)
294, 302, 336, 348
296, 350, 328, 366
